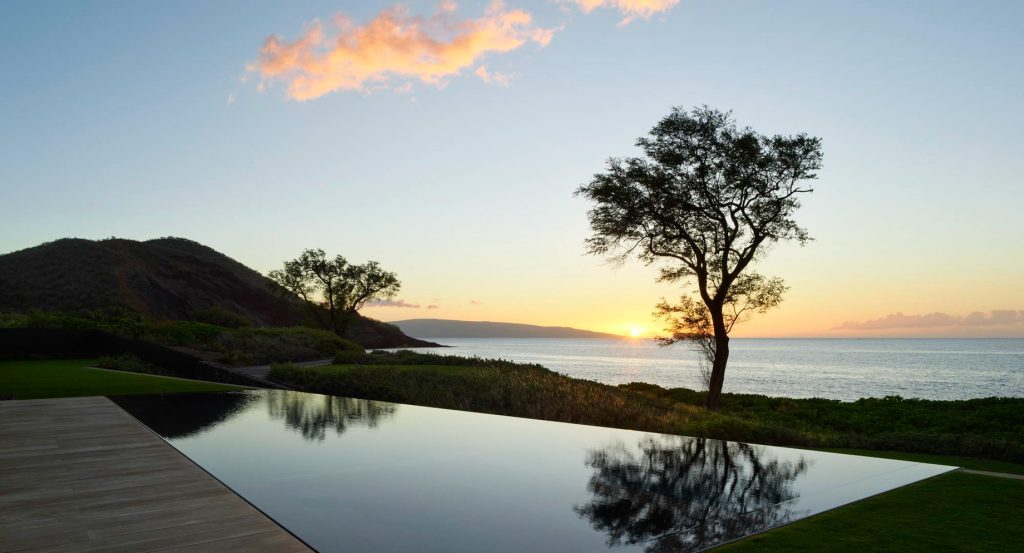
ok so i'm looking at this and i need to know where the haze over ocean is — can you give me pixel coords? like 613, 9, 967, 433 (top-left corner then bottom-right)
414, 338, 1024, 401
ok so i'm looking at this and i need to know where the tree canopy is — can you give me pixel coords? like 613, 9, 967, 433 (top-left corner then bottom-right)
577, 106, 821, 410
268, 249, 400, 336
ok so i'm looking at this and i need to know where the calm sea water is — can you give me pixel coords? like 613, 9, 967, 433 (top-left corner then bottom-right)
411, 338, 1024, 401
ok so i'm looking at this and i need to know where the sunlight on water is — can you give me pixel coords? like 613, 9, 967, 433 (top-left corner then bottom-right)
408, 338, 1024, 401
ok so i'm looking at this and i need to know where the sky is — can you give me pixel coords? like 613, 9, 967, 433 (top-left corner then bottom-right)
1, 0, 1022, 338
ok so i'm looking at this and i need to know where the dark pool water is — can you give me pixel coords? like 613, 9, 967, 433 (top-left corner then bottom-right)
111, 390, 955, 553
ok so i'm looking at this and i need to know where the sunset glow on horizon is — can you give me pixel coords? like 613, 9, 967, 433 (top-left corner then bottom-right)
1, 1, 1022, 338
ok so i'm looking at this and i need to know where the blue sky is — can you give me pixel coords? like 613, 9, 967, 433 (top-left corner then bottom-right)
1, 1, 1022, 336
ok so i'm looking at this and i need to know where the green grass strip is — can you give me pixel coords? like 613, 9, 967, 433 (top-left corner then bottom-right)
0, 358, 241, 399
811, 447, 1024, 475
722, 471, 1024, 552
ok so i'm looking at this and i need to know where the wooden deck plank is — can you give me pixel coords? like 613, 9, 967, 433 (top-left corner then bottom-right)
0, 396, 312, 552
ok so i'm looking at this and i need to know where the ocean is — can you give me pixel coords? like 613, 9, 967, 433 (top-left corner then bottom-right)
408, 338, 1024, 401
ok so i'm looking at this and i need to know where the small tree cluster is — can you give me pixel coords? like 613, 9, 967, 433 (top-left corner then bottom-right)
269, 249, 400, 336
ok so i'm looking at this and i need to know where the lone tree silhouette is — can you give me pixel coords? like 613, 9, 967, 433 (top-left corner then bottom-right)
577, 106, 821, 410
268, 249, 400, 337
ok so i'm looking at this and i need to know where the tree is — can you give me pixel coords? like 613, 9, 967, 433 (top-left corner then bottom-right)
268, 249, 400, 336
576, 106, 821, 410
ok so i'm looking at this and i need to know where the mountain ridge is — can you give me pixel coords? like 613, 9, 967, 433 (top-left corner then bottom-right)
0, 237, 434, 348
390, 318, 625, 339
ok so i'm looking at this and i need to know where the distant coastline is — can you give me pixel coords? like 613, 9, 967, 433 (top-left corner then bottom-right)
389, 319, 624, 340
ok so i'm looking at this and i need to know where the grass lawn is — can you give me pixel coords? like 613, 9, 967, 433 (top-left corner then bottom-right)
0, 358, 242, 399
812, 447, 1024, 475
721, 471, 1024, 552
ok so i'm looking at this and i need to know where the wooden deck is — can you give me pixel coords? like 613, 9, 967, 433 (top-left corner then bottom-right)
0, 396, 312, 552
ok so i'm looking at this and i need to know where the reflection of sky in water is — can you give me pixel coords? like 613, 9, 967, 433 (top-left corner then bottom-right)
113, 390, 955, 553
405, 338, 1024, 400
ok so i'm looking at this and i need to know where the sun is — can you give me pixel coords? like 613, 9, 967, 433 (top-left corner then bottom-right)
628, 326, 644, 338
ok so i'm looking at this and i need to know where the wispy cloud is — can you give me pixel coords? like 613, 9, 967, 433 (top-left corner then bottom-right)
367, 299, 422, 308
475, 64, 512, 86
835, 310, 1024, 330
427, 304, 440, 309
469, 299, 483, 305
250, 1, 557, 100
563, 0, 679, 24
226, 93, 236, 105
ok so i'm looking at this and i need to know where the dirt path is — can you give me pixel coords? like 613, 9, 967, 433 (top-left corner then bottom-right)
226, 358, 332, 389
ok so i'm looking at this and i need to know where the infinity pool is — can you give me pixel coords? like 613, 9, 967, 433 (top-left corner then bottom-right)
111, 390, 955, 552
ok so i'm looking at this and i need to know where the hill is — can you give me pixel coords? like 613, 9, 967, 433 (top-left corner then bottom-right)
390, 319, 623, 339
0, 237, 434, 348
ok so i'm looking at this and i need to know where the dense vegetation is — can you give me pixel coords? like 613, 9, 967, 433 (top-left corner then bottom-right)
1, 311, 363, 365
96, 353, 169, 376
270, 351, 1024, 465
145, 321, 364, 365
623, 383, 1024, 464
0, 358, 240, 400
273, 352, 692, 432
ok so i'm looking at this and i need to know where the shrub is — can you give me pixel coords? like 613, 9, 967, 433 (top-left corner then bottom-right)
621, 383, 1024, 464
1, 309, 147, 337
190, 307, 252, 329
333, 349, 551, 372
271, 361, 690, 434
218, 349, 254, 366
144, 320, 224, 348
95, 353, 169, 376
211, 327, 363, 365
2, 309, 363, 365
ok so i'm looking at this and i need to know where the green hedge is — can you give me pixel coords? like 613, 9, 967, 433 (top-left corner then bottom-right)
622, 383, 1024, 463
271, 361, 692, 433
1, 311, 362, 366
270, 352, 1024, 465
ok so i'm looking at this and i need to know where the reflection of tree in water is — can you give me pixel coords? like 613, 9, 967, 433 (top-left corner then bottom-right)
266, 391, 398, 441
576, 437, 809, 553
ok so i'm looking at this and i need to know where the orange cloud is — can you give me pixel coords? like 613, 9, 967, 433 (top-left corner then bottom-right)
251, 2, 556, 100
566, 0, 679, 24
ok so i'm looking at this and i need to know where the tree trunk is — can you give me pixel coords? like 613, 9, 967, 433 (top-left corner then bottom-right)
329, 308, 340, 335
334, 311, 354, 338
705, 310, 730, 411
